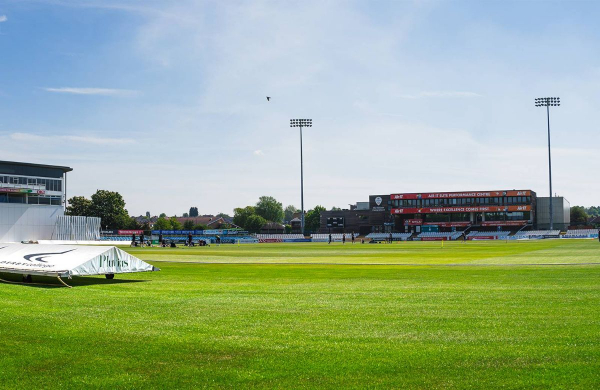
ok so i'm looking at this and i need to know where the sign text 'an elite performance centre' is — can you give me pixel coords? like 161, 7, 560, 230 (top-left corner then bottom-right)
391, 190, 531, 200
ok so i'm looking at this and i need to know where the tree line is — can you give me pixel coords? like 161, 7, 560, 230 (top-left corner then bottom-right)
66, 190, 140, 230
570, 206, 600, 225
67, 190, 334, 233
233, 196, 326, 233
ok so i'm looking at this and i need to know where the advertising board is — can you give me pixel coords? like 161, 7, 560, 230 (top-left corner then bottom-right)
481, 220, 528, 226
118, 230, 143, 235
392, 205, 531, 214
422, 222, 471, 227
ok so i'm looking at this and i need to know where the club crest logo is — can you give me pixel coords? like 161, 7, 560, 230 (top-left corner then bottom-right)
375, 197, 382, 206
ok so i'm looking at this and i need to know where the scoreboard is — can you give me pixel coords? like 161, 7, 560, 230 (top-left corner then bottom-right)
326, 217, 345, 228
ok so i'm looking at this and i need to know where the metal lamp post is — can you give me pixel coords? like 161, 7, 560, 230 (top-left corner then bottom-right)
290, 119, 312, 235
535, 97, 560, 230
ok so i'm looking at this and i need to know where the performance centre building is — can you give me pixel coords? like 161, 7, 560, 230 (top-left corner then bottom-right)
320, 189, 570, 234
0, 160, 73, 242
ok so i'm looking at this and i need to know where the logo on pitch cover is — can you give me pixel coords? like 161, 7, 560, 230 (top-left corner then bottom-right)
23, 249, 76, 263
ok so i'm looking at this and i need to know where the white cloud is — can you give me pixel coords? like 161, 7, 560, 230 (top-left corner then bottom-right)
253, 150, 264, 156
0, 15, 7, 23
43, 87, 139, 97
10, 132, 134, 145
400, 91, 482, 99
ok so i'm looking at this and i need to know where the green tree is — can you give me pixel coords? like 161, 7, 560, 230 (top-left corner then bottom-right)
233, 206, 256, 228
183, 220, 195, 230
193, 224, 208, 231
169, 217, 183, 230
65, 196, 93, 216
255, 196, 284, 223
216, 212, 231, 219
330, 206, 341, 211
182, 212, 189, 218
284, 205, 299, 222
153, 217, 170, 230
245, 214, 267, 233
189, 207, 199, 217
586, 206, 600, 217
159, 213, 167, 218
90, 190, 130, 229
571, 206, 588, 225
305, 205, 326, 233
145, 211, 151, 218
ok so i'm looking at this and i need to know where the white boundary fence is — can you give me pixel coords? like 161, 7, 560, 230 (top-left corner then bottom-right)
52, 216, 101, 241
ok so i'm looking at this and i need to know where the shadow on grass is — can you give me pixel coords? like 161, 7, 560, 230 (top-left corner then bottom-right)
0, 273, 149, 289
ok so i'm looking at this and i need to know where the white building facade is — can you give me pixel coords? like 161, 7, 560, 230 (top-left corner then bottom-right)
0, 161, 72, 242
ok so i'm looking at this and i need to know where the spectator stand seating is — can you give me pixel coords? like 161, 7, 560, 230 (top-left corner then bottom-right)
256, 234, 306, 243
563, 229, 599, 238
417, 232, 462, 241
467, 231, 511, 240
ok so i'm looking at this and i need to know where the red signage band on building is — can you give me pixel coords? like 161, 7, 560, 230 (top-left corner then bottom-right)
391, 190, 531, 200
404, 219, 423, 225
481, 220, 528, 226
391, 205, 531, 214
118, 230, 144, 235
422, 222, 471, 227
0, 188, 46, 194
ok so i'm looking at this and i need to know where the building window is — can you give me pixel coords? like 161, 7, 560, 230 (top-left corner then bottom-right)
8, 194, 25, 203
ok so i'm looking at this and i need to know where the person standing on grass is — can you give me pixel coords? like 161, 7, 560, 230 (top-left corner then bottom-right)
389, 232, 393, 244
140, 233, 145, 247
351, 232, 355, 244
188, 233, 193, 247
131, 233, 136, 247
328, 234, 332, 244
342, 234, 346, 244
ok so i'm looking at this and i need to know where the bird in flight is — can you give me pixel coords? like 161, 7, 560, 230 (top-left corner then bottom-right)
266, 96, 271, 101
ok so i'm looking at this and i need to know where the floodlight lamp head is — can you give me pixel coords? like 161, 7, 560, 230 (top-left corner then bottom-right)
290, 118, 313, 127
535, 97, 560, 108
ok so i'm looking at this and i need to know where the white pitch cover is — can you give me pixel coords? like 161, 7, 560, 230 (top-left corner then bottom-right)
0, 244, 158, 277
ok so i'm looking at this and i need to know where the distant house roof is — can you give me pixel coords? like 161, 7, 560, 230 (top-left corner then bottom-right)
262, 221, 285, 229
175, 216, 240, 228
134, 216, 158, 224
177, 216, 220, 226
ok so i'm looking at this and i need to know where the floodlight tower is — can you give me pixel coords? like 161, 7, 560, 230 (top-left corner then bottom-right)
290, 119, 312, 235
535, 97, 560, 230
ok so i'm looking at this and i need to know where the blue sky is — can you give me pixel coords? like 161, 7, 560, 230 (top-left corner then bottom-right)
1, 0, 599, 216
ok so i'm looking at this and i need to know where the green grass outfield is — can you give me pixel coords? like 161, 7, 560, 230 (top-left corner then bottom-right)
1, 240, 599, 389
